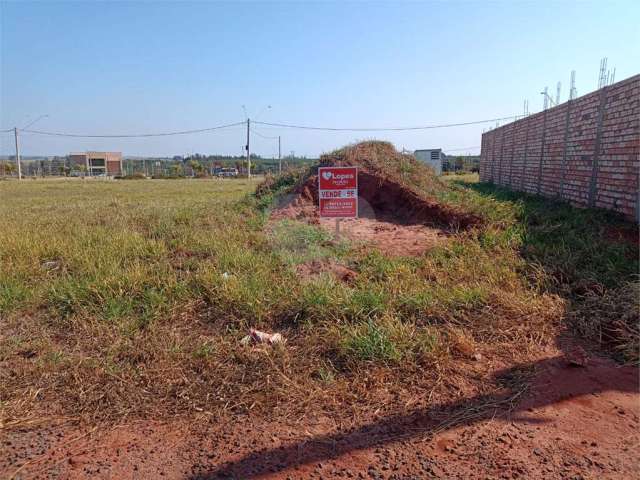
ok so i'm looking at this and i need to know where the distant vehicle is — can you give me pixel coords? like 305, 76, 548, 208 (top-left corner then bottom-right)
217, 167, 239, 178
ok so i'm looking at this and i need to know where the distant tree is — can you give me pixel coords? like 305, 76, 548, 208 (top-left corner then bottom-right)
188, 159, 206, 176
169, 163, 184, 177
71, 163, 86, 176
3, 162, 17, 177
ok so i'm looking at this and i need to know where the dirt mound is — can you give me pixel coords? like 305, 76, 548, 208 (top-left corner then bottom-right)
259, 142, 480, 256
296, 168, 478, 229
265, 141, 479, 229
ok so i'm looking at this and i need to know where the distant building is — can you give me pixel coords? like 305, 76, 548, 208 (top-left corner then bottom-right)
414, 149, 444, 176
69, 152, 123, 176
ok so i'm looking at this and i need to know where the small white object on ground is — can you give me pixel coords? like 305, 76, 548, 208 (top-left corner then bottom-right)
240, 328, 285, 346
41, 260, 60, 271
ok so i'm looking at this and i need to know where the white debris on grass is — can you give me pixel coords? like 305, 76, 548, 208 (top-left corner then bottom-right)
240, 328, 285, 346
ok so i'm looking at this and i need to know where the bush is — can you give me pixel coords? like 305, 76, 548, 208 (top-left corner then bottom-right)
117, 173, 148, 180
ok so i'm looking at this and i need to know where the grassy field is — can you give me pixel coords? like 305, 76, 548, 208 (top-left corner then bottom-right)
0, 175, 637, 426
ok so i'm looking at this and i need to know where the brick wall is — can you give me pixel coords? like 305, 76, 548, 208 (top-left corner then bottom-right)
480, 74, 639, 222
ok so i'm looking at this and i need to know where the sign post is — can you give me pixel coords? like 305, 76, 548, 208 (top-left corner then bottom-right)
318, 166, 358, 239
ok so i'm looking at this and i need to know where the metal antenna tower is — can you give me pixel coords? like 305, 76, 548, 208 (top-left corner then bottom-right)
598, 57, 608, 89
555, 82, 561, 105
597, 58, 617, 88
570, 70, 577, 100
542, 86, 549, 110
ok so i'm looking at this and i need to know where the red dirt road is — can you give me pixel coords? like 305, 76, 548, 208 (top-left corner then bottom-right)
2, 353, 638, 480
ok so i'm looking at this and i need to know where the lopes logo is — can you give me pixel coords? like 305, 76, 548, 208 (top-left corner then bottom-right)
321, 171, 354, 181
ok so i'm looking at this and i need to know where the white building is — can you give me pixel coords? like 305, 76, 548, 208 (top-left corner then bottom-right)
414, 149, 444, 176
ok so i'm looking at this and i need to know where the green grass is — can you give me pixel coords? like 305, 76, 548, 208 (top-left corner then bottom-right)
0, 174, 637, 423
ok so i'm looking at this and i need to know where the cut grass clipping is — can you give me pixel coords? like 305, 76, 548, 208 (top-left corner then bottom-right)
1, 141, 637, 427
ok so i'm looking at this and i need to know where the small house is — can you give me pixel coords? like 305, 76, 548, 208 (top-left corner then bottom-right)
69, 151, 123, 176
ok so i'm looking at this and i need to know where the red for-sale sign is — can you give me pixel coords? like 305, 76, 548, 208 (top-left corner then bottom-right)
318, 166, 358, 218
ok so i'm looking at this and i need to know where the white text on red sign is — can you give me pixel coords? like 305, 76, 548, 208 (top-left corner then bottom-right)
319, 189, 357, 199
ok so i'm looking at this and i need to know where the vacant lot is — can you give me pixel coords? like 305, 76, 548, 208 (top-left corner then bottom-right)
1, 170, 638, 478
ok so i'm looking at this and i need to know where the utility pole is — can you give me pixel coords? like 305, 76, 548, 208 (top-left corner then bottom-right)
12, 114, 49, 180
278, 135, 281, 174
14, 127, 21, 180
246, 118, 251, 179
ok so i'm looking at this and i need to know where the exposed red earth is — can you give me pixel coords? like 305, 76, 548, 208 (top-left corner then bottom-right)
268, 175, 459, 257
3, 343, 637, 480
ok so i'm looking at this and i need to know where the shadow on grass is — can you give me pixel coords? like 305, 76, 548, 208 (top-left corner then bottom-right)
190, 351, 638, 479
189, 181, 639, 479
460, 181, 638, 361
457, 180, 638, 291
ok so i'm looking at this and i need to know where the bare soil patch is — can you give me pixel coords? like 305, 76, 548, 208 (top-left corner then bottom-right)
295, 259, 358, 283
3, 346, 637, 479
270, 193, 448, 257
320, 216, 446, 257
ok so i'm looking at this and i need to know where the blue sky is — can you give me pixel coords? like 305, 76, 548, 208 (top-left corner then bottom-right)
1, 1, 638, 158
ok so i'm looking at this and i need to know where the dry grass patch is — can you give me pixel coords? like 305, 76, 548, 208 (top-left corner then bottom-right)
1, 152, 637, 428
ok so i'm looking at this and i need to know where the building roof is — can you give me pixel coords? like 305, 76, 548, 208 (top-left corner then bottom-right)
69, 151, 122, 157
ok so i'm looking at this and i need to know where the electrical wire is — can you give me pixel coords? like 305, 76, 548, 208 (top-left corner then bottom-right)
443, 146, 481, 152
6, 114, 521, 138
20, 121, 245, 138
253, 115, 520, 132
250, 127, 279, 140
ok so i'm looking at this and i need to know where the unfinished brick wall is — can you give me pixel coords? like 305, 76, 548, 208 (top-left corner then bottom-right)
480, 74, 639, 222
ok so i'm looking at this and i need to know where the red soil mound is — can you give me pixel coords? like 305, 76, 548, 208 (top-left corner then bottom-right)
264, 142, 481, 256
295, 169, 478, 229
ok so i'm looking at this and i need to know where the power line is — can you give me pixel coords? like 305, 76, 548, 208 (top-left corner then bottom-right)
253, 115, 520, 132
4, 114, 523, 139
443, 145, 481, 152
250, 127, 279, 140
3, 112, 520, 161
20, 121, 245, 138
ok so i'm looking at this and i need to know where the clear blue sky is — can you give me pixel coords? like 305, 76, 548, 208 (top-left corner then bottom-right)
1, 1, 638, 158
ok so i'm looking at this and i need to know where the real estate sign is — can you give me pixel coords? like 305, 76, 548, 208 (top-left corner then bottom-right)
318, 166, 358, 218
